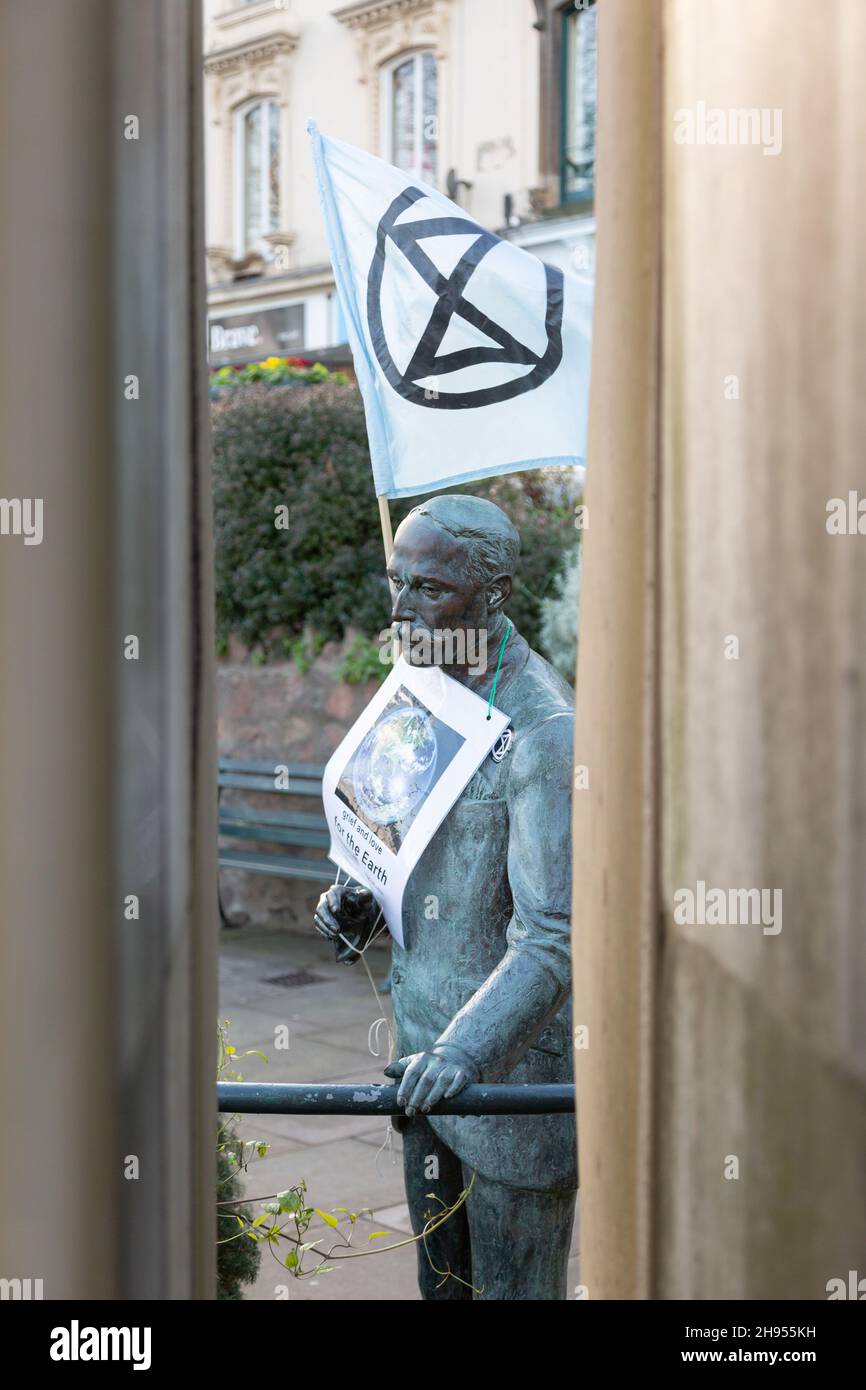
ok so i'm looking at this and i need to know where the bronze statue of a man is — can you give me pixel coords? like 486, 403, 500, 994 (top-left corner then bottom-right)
315, 493, 576, 1300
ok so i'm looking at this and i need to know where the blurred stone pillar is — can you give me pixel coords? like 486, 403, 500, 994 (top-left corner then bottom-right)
574, 0, 866, 1299
570, 0, 663, 1300
657, 0, 866, 1299
0, 0, 216, 1298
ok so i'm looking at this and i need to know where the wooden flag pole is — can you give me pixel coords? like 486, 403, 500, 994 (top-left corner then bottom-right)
378, 493, 398, 664
377, 493, 394, 565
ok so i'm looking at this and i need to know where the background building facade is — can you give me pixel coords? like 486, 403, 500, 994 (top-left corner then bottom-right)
203, 0, 597, 365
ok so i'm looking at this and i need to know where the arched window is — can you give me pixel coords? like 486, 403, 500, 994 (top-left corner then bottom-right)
381, 52, 437, 185
234, 98, 281, 257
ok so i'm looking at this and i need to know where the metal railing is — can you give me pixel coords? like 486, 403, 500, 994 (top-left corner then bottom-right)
218, 1082, 575, 1116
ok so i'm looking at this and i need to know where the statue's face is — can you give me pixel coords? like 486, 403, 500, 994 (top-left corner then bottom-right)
387, 513, 506, 669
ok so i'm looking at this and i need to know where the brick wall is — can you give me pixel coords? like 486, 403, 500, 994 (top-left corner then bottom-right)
217, 634, 379, 930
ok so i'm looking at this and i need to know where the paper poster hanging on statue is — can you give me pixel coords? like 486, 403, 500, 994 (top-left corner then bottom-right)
322, 657, 510, 947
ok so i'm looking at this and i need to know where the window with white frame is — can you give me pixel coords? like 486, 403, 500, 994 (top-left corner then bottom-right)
381, 51, 437, 184
234, 98, 281, 257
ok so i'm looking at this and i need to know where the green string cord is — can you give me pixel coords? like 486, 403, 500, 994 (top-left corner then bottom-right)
486, 619, 512, 720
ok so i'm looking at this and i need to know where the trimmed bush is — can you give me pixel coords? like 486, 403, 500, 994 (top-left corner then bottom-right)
211, 380, 580, 659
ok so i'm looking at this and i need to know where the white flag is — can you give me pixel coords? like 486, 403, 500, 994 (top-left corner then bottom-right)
308, 121, 593, 500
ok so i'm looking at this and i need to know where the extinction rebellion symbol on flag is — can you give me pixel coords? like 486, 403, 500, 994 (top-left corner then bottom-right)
366, 187, 565, 410
308, 120, 591, 494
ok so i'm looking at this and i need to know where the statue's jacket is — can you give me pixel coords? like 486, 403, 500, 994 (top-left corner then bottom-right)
390, 627, 577, 1192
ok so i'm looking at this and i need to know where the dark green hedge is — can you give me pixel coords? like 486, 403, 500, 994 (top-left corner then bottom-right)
211, 381, 578, 658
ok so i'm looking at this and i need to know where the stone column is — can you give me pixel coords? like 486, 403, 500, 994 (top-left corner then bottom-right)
656, 0, 866, 1299
570, 0, 663, 1300
0, 0, 216, 1299
573, 0, 866, 1300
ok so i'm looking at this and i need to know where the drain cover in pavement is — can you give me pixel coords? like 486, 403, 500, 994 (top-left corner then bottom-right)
261, 970, 328, 988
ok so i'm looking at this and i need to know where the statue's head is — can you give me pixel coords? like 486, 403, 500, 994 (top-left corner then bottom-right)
387, 494, 519, 671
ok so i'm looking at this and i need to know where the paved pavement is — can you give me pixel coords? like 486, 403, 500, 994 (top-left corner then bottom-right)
219, 924, 580, 1301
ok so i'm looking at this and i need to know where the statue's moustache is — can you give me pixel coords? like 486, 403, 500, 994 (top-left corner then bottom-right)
391, 619, 432, 641
390, 619, 439, 666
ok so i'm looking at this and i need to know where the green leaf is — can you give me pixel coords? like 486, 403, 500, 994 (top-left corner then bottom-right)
367, 1231, 391, 1240
285, 1251, 298, 1269
314, 1208, 339, 1229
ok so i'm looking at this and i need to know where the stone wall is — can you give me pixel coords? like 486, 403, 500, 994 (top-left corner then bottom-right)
217, 633, 380, 930
575, 0, 866, 1299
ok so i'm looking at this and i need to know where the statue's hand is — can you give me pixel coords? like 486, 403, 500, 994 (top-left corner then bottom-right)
313, 885, 379, 964
384, 1045, 480, 1117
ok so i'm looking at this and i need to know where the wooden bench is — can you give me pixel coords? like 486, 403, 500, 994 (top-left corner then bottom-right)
218, 757, 333, 925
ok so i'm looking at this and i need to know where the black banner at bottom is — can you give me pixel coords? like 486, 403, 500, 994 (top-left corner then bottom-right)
2, 1296, 861, 1374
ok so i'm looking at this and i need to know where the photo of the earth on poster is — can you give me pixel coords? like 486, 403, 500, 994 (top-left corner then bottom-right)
336, 686, 465, 852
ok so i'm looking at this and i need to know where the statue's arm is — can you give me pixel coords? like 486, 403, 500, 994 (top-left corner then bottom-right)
432, 712, 574, 1076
